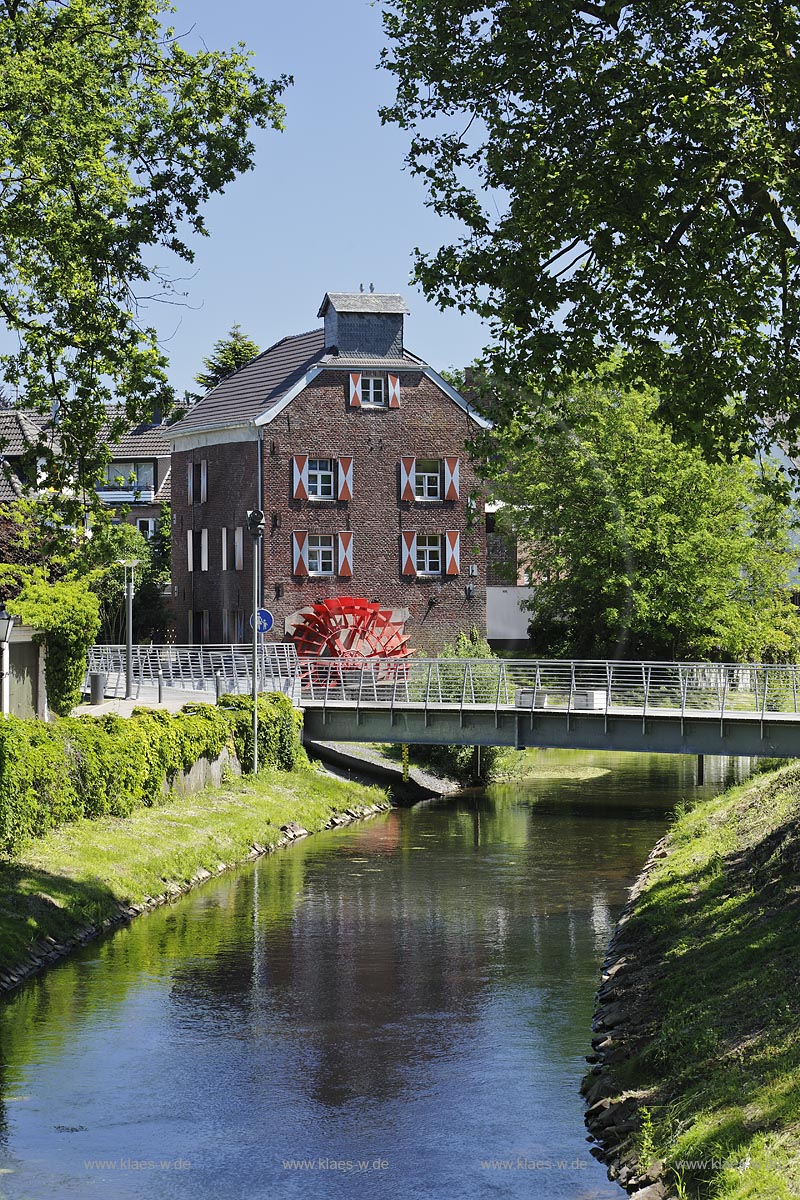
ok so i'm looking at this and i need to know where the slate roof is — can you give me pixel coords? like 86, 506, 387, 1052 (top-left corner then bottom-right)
317, 349, 425, 369
317, 292, 410, 316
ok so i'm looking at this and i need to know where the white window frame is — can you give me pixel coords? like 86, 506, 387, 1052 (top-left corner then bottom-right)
307, 534, 336, 576
416, 534, 442, 576
307, 457, 336, 500
137, 516, 156, 539
414, 459, 441, 501
361, 375, 386, 407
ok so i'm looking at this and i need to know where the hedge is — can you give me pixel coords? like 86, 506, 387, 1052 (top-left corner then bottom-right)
0, 692, 304, 856
217, 691, 305, 774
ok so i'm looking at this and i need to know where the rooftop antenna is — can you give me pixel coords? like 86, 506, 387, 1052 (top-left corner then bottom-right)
369, 282, 375, 293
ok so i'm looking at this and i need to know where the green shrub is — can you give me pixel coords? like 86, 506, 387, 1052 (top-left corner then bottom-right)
0, 694, 302, 856
217, 691, 305, 773
9, 578, 101, 716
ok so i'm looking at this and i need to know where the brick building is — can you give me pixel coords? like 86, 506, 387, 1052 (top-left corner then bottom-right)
168, 291, 489, 654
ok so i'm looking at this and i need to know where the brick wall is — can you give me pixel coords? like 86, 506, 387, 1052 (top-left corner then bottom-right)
170, 370, 486, 654
170, 439, 261, 644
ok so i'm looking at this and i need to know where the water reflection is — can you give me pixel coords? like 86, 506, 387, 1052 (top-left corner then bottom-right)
0, 751, 747, 1199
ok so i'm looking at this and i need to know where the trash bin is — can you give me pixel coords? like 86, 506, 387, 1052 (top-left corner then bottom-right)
89, 672, 107, 705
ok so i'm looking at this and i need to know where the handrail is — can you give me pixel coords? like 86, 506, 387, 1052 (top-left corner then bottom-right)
85, 649, 800, 724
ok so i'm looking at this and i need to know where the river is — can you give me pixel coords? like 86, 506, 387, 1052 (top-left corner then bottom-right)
0, 750, 748, 1200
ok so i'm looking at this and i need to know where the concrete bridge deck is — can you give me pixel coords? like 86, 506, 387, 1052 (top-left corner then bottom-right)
298, 658, 800, 758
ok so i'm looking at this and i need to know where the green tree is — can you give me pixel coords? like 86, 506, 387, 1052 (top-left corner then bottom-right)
0, 1, 288, 507
4, 573, 100, 715
480, 374, 800, 662
1, 498, 171, 643
381, 2, 800, 460
193, 323, 261, 397
77, 514, 171, 644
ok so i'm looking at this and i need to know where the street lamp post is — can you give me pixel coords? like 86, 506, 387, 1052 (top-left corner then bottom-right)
246, 510, 265, 772
117, 559, 139, 701
0, 602, 17, 717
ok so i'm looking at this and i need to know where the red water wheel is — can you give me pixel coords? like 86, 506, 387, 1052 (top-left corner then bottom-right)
292, 597, 413, 661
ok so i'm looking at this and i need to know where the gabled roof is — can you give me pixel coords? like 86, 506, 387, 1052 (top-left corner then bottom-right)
317, 292, 410, 317
169, 328, 326, 438
0, 409, 53, 456
169, 323, 489, 439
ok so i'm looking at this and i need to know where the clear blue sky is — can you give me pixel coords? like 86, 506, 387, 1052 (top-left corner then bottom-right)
157, 0, 487, 397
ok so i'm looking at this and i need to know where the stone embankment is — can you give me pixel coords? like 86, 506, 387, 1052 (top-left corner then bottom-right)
0, 800, 389, 996
582, 835, 675, 1200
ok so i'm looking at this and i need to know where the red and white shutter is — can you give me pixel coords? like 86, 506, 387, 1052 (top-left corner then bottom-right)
200, 459, 208, 503
338, 532, 353, 577
349, 372, 362, 408
445, 531, 461, 575
292, 455, 308, 500
187, 461, 194, 505
400, 457, 416, 502
186, 529, 194, 572
400, 531, 417, 576
337, 456, 353, 501
388, 374, 401, 408
444, 456, 460, 501
292, 531, 309, 576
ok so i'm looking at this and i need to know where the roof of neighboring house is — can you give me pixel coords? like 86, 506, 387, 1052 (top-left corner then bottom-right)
0, 409, 53, 456
0, 467, 23, 503
104, 420, 172, 458
0, 410, 55, 503
154, 467, 171, 503
317, 292, 410, 316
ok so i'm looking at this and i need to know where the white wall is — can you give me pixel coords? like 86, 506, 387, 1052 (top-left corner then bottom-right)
486, 586, 535, 640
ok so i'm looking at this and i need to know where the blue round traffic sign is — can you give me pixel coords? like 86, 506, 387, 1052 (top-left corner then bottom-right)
250, 608, 274, 634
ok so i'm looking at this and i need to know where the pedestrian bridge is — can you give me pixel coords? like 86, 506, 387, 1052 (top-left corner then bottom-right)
298, 657, 800, 758
86, 647, 800, 759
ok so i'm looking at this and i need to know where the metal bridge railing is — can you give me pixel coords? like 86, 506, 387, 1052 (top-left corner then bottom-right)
84, 649, 800, 729
295, 657, 800, 729
85, 644, 298, 701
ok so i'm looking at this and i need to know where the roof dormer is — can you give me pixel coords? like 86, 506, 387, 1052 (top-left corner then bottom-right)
317, 291, 410, 358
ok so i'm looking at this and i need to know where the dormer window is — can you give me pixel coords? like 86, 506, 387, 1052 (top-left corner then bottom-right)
361, 375, 385, 407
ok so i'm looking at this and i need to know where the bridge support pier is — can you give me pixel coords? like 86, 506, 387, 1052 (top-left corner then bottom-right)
472, 745, 482, 784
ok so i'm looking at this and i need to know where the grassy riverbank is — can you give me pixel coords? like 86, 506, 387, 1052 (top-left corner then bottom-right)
593, 762, 800, 1199
0, 764, 386, 973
